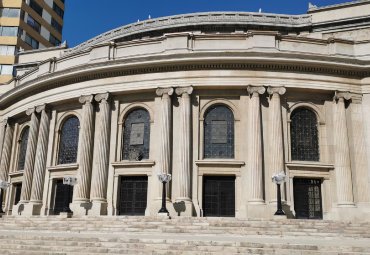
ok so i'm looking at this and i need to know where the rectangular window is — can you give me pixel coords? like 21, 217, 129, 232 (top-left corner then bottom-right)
0, 8, 21, 18
49, 34, 61, 46
25, 33, 39, 49
51, 18, 63, 34
29, 0, 43, 16
0, 26, 18, 36
0, 45, 16, 56
53, 2, 64, 18
27, 15, 41, 33
0, 65, 14, 75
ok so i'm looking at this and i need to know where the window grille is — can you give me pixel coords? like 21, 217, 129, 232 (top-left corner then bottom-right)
58, 116, 80, 164
204, 105, 234, 158
290, 108, 319, 161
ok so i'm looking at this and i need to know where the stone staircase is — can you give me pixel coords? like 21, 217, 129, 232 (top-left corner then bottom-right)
0, 216, 369, 254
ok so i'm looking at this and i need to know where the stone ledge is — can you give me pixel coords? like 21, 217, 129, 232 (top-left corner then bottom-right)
112, 160, 155, 168
195, 160, 245, 167
286, 161, 334, 171
47, 164, 79, 172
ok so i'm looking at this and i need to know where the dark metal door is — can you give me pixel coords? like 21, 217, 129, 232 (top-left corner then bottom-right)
203, 176, 235, 217
53, 179, 73, 215
293, 178, 323, 219
13, 183, 22, 205
119, 176, 148, 215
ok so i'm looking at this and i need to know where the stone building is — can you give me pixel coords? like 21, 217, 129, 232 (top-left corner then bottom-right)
0, 0, 369, 221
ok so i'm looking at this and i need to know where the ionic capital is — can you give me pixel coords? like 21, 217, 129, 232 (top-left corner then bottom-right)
36, 104, 49, 113
26, 107, 36, 116
79, 95, 94, 104
175, 86, 193, 96
334, 91, 351, 102
156, 87, 174, 97
267, 86, 286, 96
95, 92, 110, 103
247, 86, 265, 96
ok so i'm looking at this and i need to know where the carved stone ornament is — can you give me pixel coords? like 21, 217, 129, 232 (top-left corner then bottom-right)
26, 107, 36, 116
334, 91, 351, 101
175, 86, 193, 96
95, 92, 110, 103
267, 86, 286, 96
156, 87, 174, 97
79, 95, 94, 104
36, 104, 48, 113
247, 85, 265, 95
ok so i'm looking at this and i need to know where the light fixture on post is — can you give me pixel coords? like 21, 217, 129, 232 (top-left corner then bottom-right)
157, 173, 171, 215
271, 172, 286, 216
0, 180, 10, 214
62, 176, 77, 214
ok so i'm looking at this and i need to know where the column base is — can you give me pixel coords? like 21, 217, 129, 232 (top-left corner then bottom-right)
70, 201, 91, 216
22, 201, 43, 216
173, 198, 193, 217
247, 203, 267, 219
88, 200, 108, 216
157, 212, 170, 218
273, 214, 287, 220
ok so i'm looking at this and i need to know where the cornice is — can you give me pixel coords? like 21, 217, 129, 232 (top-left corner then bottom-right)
66, 12, 312, 55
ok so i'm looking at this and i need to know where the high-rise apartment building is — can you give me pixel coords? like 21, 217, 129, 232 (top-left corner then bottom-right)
0, 0, 65, 83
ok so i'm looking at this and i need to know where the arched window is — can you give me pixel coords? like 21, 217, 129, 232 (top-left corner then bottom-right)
290, 108, 319, 161
18, 127, 29, 170
122, 108, 150, 160
58, 116, 80, 165
204, 105, 234, 159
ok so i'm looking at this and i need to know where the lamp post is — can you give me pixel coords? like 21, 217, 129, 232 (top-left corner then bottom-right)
272, 172, 286, 216
0, 180, 10, 214
157, 173, 171, 214
62, 176, 77, 213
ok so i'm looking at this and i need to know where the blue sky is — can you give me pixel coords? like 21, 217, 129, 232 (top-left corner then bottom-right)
63, 0, 349, 47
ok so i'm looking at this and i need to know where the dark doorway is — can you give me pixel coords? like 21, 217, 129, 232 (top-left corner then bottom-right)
293, 178, 323, 219
119, 176, 148, 215
13, 183, 22, 205
53, 179, 73, 215
203, 176, 235, 217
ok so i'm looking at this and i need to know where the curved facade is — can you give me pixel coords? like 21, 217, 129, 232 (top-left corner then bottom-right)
0, 1, 370, 221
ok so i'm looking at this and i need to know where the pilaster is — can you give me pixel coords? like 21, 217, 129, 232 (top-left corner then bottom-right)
90, 93, 111, 216
0, 119, 13, 214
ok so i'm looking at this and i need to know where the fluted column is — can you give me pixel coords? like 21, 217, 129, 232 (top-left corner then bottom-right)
156, 88, 173, 175
0, 120, 7, 163
175, 86, 193, 202
267, 86, 286, 202
90, 93, 111, 215
74, 95, 95, 204
20, 107, 40, 203
0, 120, 13, 182
333, 92, 354, 206
247, 86, 265, 203
29, 105, 50, 207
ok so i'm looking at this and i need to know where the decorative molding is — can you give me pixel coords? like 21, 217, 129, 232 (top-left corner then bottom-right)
286, 162, 334, 171
79, 95, 94, 104
175, 86, 193, 96
247, 85, 265, 95
156, 87, 174, 97
35, 104, 48, 113
195, 160, 245, 167
334, 91, 351, 101
267, 86, 286, 96
66, 12, 312, 55
111, 160, 155, 168
47, 164, 79, 172
95, 92, 110, 103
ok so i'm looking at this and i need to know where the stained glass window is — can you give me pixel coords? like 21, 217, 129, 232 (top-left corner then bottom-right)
290, 108, 319, 161
58, 116, 80, 164
122, 109, 150, 160
204, 105, 234, 158
17, 127, 29, 170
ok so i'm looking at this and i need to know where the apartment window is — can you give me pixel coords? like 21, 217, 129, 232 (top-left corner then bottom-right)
25, 34, 39, 49
29, 0, 43, 16
53, 2, 64, 18
0, 8, 21, 17
27, 15, 41, 33
0, 26, 18, 37
0, 65, 14, 75
51, 18, 63, 34
0, 45, 16, 56
49, 34, 61, 46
